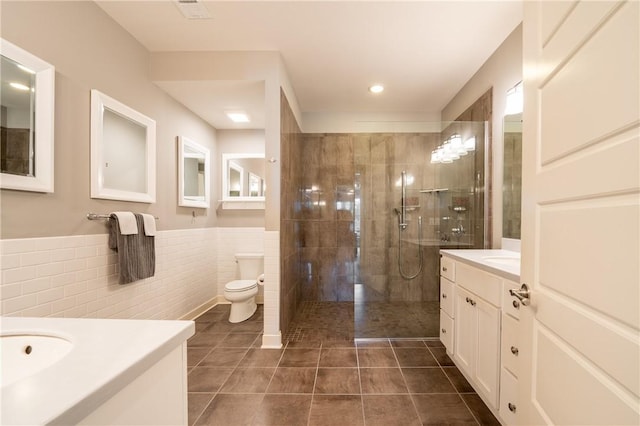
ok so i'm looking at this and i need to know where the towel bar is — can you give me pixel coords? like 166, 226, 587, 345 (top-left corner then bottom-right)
86, 213, 159, 220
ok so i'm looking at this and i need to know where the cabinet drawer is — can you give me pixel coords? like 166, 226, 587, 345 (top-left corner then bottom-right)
440, 277, 455, 317
439, 310, 454, 355
501, 313, 520, 377
499, 367, 518, 425
440, 256, 455, 281
456, 262, 501, 307
503, 280, 521, 319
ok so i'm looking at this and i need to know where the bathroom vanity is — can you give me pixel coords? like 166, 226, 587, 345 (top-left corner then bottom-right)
0, 317, 194, 425
439, 249, 521, 425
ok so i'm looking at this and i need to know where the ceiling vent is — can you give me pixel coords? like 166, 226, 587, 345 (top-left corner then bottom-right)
174, 0, 211, 20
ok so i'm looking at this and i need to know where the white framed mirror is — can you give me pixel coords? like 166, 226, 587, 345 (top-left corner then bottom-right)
90, 89, 156, 203
502, 81, 523, 240
0, 39, 55, 193
178, 136, 210, 208
221, 153, 265, 201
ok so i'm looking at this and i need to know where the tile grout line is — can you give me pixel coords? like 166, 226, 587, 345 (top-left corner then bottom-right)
426, 345, 481, 426
391, 342, 427, 425
306, 342, 323, 426
356, 339, 367, 426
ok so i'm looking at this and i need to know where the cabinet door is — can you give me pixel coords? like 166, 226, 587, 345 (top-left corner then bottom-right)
454, 286, 476, 377
474, 296, 501, 408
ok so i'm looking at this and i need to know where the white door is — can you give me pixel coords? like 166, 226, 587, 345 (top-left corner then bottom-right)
520, 1, 639, 425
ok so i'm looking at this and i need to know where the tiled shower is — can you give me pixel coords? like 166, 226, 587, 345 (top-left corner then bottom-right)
280, 91, 491, 339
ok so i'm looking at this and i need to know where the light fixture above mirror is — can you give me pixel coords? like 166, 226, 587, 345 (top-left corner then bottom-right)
430, 133, 476, 164
505, 81, 523, 115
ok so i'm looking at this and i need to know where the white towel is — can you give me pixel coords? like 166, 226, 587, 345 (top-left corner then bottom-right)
141, 213, 156, 236
111, 212, 138, 235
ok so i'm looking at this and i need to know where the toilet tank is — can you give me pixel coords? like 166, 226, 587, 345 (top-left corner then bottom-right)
235, 253, 264, 279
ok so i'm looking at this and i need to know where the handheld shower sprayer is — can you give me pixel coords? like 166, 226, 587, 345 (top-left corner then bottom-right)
395, 171, 423, 279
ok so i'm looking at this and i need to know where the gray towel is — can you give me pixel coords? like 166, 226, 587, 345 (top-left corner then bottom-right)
109, 213, 155, 284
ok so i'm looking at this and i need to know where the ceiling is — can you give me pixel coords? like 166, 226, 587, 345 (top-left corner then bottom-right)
96, 1, 522, 129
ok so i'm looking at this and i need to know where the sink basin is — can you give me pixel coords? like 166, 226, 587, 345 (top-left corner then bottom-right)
482, 256, 520, 266
1, 333, 73, 387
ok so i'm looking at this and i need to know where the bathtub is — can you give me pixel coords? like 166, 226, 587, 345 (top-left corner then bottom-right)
0, 316, 194, 425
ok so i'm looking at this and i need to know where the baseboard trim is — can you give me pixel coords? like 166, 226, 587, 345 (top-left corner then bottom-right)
180, 296, 266, 322
261, 332, 282, 349
180, 296, 223, 320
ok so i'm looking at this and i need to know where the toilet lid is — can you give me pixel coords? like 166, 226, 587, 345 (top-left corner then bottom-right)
225, 279, 258, 292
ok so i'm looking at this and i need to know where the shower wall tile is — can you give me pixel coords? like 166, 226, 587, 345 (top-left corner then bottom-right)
291, 128, 484, 308
301, 221, 337, 248
280, 90, 303, 336
336, 222, 356, 248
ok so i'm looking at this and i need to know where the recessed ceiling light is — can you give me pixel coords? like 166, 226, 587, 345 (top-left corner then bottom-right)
369, 84, 384, 94
226, 111, 250, 123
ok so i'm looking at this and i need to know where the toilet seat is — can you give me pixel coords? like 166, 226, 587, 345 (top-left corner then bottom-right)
225, 279, 257, 292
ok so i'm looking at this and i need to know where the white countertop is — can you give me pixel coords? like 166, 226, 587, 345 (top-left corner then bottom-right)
1, 316, 194, 425
440, 249, 521, 282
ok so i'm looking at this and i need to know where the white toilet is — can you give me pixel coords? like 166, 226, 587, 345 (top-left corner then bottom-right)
224, 253, 264, 323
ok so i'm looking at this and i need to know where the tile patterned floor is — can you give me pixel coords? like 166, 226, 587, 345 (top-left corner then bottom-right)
283, 301, 441, 341
188, 304, 500, 426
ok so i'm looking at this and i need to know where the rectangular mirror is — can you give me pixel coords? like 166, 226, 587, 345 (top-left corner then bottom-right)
90, 89, 156, 203
503, 111, 522, 239
178, 136, 210, 208
0, 39, 54, 193
221, 153, 265, 201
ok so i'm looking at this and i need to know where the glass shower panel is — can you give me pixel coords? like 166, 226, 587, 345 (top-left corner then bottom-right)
353, 122, 487, 339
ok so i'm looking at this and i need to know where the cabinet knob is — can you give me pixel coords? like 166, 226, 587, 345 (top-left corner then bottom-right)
512, 300, 520, 309
470, 299, 476, 306
465, 297, 470, 303
508, 403, 517, 413
442, 293, 447, 299
441, 328, 447, 334
442, 266, 448, 272
511, 346, 519, 356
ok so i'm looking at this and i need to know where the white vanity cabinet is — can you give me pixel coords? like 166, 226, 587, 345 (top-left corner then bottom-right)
452, 262, 501, 408
439, 250, 521, 425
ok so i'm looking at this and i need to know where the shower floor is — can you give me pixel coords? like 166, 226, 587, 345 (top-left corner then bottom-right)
284, 301, 440, 343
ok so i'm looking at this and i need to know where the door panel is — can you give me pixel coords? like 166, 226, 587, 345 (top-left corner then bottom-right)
540, 1, 638, 164
539, 201, 639, 327
534, 327, 638, 425
521, 1, 640, 424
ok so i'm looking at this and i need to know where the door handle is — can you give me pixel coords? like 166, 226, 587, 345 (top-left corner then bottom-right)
509, 283, 530, 306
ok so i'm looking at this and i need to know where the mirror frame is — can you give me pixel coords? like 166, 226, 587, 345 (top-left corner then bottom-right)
90, 89, 156, 203
178, 136, 210, 209
0, 39, 55, 193
221, 153, 265, 202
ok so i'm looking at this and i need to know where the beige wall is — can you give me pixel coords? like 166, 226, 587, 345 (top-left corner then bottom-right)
441, 24, 523, 247
215, 129, 266, 228
0, 1, 218, 239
